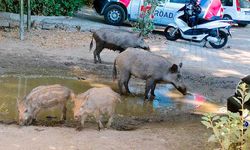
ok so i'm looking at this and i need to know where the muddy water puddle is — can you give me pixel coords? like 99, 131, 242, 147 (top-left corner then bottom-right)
0, 75, 223, 128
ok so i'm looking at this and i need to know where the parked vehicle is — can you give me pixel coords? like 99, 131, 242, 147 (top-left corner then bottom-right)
93, 0, 187, 26
93, 0, 250, 27
222, 0, 250, 27
164, 0, 231, 48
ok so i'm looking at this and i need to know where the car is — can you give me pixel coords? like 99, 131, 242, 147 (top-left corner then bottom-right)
93, 0, 250, 27
222, 0, 250, 27
93, 0, 188, 26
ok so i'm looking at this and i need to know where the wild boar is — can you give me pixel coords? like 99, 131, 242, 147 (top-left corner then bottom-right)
73, 87, 121, 130
113, 48, 187, 100
89, 28, 150, 63
17, 84, 75, 126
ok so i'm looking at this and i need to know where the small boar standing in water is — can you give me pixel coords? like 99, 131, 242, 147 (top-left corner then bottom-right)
113, 48, 187, 99
17, 84, 75, 126
89, 28, 150, 63
73, 87, 121, 131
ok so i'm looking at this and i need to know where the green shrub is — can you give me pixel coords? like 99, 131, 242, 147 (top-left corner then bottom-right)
0, 103, 8, 115
133, 0, 158, 37
0, 0, 85, 16
201, 88, 250, 150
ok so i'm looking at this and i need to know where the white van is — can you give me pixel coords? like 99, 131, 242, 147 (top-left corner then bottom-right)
94, 0, 250, 27
222, 0, 250, 27
93, 0, 187, 26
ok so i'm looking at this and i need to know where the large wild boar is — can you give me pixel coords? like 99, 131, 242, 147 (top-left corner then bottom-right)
113, 48, 187, 100
73, 87, 121, 131
89, 28, 150, 63
17, 84, 75, 126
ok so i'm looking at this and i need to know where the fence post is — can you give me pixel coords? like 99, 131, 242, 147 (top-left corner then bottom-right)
27, 0, 31, 32
19, 0, 24, 40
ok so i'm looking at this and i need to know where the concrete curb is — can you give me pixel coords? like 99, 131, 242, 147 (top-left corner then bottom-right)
0, 11, 130, 32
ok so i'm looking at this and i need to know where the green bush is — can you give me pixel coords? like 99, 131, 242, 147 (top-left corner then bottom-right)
0, 0, 85, 16
0, 103, 8, 115
133, 0, 158, 37
201, 87, 250, 150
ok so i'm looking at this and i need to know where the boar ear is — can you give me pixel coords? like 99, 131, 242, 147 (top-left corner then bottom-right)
179, 62, 183, 68
169, 64, 178, 73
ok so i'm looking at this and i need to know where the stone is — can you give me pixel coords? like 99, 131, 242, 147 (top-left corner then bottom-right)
0, 20, 9, 27
9, 21, 19, 28
42, 23, 55, 30
66, 27, 78, 32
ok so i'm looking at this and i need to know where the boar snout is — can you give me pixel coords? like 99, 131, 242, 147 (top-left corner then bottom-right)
19, 117, 32, 126
140, 44, 150, 51
74, 114, 81, 121
19, 119, 25, 126
177, 86, 187, 95
144, 46, 150, 51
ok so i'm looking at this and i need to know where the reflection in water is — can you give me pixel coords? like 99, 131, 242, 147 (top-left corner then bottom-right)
0, 76, 225, 124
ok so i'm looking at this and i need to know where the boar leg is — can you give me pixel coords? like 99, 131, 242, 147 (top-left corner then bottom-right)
76, 115, 87, 131
120, 71, 131, 94
150, 82, 157, 97
94, 111, 104, 131
106, 108, 115, 128
118, 79, 123, 95
145, 79, 155, 100
97, 51, 102, 63
106, 115, 113, 129
93, 50, 98, 64
94, 44, 103, 63
124, 75, 131, 94
80, 114, 87, 129
60, 103, 67, 121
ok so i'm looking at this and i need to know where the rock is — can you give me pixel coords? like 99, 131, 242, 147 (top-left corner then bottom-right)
9, 21, 19, 28
0, 20, 9, 27
42, 23, 55, 30
64, 62, 75, 66
55, 24, 68, 30
66, 27, 78, 32
31, 20, 42, 29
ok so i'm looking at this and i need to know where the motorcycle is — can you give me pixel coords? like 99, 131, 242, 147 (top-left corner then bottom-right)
164, 0, 232, 49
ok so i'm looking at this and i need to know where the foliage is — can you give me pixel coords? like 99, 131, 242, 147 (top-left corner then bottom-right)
0, 103, 8, 115
133, 0, 158, 37
201, 86, 250, 150
0, 0, 85, 16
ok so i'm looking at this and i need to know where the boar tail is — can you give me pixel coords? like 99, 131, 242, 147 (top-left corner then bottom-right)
112, 59, 117, 81
89, 35, 94, 52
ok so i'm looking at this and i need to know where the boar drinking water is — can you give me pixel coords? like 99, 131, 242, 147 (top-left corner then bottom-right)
73, 87, 121, 130
17, 84, 75, 126
89, 28, 150, 63
113, 48, 187, 100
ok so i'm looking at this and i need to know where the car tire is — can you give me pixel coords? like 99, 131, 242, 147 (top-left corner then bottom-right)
223, 14, 232, 20
238, 23, 248, 27
104, 4, 125, 26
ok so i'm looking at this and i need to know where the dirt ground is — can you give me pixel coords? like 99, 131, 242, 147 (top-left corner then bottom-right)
0, 26, 249, 150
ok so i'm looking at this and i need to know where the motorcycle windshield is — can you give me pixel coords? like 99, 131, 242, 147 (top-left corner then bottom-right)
198, 0, 224, 20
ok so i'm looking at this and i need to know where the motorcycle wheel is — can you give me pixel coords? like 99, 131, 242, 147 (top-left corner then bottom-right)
164, 26, 179, 41
209, 30, 228, 49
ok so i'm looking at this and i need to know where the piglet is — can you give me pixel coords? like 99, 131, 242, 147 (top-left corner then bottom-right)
73, 87, 121, 130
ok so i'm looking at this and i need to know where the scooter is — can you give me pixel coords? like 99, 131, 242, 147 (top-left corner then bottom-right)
164, 1, 232, 49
